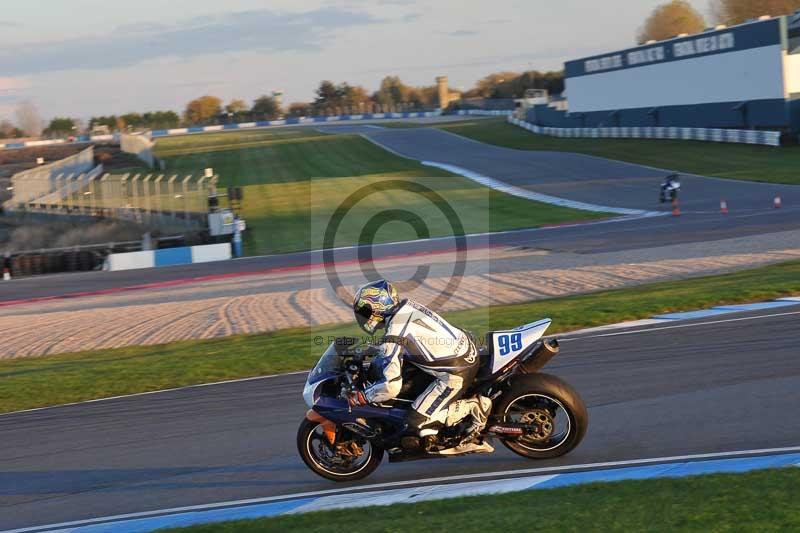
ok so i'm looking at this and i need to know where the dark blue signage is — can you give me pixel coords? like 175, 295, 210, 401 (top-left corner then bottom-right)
566, 17, 783, 78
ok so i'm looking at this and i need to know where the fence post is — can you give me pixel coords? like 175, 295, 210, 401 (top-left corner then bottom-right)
100, 173, 111, 216
142, 174, 153, 223
181, 174, 192, 221
168, 174, 178, 218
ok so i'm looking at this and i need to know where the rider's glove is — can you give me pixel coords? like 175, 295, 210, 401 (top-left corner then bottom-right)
347, 390, 368, 408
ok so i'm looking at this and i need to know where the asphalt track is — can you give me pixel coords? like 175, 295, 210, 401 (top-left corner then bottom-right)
3, 126, 800, 303
2, 306, 799, 530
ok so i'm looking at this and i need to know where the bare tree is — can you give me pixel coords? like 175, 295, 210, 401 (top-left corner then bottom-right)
638, 0, 706, 43
711, 0, 800, 26
15, 101, 43, 137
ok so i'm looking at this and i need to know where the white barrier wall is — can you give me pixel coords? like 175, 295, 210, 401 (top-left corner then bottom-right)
120, 133, 155, 168
104, 243, 232, 271
106, 250, 156, 271
190, 243, 232, 264
568, 46, 785, 112
565, 18, 787, 113
507, 116, 781, 146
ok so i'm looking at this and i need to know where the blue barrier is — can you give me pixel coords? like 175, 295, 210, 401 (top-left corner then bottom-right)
154, 247, 193, 267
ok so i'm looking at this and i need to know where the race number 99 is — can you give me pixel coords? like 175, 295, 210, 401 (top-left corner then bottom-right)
497, 333, 522, 356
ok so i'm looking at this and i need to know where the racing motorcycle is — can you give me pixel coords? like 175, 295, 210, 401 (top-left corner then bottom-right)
298, 319, 588, 481
659, 173, 681, 203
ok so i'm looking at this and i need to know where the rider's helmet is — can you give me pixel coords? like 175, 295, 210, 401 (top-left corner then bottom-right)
353, 279, 400, 334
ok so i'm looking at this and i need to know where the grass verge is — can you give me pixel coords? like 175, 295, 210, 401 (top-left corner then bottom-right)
438, 118, 800, 185
166, 468, 800, 532
154, 128, 604, 255
1, 259, 799, 413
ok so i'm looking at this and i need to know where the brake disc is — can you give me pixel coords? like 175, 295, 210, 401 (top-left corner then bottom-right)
520, 409, 554, 442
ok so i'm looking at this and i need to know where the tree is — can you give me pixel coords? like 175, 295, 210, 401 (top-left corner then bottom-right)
225, 99, 248, 116
313, 80, 340, 112
44, 117, 76, 137
0, 120, 23, 138
374, 76, 414, 106
142, 111, 180, 129
711, 0, 800, 25
638, 0, 706, 43
184, 95, 222, 125
466, 71, 521, 98
120, 113, 144, 130
15, 101, 42, 137
287, 102, 312, 117
251, 95, 280, 120
337, 83, 371, 112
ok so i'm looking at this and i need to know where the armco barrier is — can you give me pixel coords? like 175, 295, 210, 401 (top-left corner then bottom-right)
507, 116, 782, 146
104, 243, 231, 271
456, 109, 514, 117
1, 111, 443, 151
150, 110, 443, 138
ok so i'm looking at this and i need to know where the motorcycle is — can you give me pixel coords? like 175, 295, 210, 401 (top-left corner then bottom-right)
659, 173, 681, 203
298, 319, 588, 481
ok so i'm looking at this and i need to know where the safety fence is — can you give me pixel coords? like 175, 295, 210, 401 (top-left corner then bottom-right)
120, 132, 159, 168
507, 115, 782, 146
150, 110, 443, 138
3, 170, 215, 228
0, 134, 116, 151
7, 146, 97, 202
0, 111, 444, 151
456, 109, 515, 117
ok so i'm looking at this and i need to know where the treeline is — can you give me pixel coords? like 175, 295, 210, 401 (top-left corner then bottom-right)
639, 0, 800, 44
4, 70, 566, 138
86, 72, 566, 130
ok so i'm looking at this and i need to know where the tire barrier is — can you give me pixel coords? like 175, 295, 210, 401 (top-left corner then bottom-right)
9, 250, 101, 277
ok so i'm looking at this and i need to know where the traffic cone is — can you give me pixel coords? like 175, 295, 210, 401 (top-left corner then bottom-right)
720, 199, 728, 214
671, 198, 680, 216
2, 267, 10, 281
774, 196, 782, 209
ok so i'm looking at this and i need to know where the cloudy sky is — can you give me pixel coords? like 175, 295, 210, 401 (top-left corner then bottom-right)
0, 0, 710, 121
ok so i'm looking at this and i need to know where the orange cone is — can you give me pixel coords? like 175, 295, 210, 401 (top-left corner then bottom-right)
720, 199, 728, 214
774, 196, 782, 209
672, 198, 681, 216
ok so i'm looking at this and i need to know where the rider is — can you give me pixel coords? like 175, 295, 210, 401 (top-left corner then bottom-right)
348, 279, 492, 454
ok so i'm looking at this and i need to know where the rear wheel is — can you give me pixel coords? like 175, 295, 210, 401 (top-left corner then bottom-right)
494, 373, 588, 460
296, 418, 383, 482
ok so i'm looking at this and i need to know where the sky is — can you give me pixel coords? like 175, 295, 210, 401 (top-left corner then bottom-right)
0, 0, 711, 121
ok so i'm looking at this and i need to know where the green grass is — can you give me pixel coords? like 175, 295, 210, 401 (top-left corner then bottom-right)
1, 259, 799, 413
439, 118, 800, 184
167, 468, 800, 532
153, 129, 605, 255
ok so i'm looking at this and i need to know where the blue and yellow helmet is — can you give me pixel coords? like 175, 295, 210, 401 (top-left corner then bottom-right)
353, 279, 400, 333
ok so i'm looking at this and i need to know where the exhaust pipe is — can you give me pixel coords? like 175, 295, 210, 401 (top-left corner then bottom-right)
518, 338, 560, 374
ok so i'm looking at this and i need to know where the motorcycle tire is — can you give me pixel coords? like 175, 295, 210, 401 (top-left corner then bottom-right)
297, 418, 384, 482
493, 373, 588, 460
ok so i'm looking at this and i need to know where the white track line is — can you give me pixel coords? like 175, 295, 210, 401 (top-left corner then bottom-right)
559, 308, 800, 342
421, 161, 662, 217
10, 446, 800, 533
361, 133, 663, 217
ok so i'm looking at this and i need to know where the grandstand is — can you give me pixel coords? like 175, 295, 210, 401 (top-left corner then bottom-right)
525, 11, 800, 138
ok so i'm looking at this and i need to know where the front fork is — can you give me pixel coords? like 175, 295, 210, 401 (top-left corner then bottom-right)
306, 409, 337, 445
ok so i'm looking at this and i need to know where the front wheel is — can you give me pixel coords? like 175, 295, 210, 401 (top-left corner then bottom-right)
493, 373, 588, 460
296, 418, 383, 482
